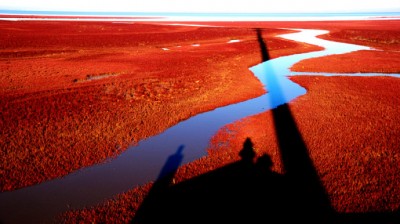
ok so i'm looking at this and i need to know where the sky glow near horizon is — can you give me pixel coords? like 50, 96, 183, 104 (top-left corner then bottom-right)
1, 0, 400, 13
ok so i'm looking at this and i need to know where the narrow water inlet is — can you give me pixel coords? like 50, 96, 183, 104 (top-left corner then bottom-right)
0, 28, 399, 224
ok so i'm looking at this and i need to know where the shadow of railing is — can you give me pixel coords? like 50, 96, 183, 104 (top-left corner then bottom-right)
131, 28, 399, 224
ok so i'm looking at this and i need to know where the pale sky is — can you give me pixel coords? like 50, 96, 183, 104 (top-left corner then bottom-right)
1, 0, 400, 13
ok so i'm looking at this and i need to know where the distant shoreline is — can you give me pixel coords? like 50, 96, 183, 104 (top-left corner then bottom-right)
1, 10, 400, 21
1, 19, 399, 223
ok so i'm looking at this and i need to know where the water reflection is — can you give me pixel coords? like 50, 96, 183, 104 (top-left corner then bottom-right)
1, 28, 399, 224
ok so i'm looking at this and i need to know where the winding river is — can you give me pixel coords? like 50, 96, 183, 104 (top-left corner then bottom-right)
0, 28, 399, 224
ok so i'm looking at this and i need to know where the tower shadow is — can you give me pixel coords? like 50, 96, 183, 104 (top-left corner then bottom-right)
256, 27, 334, 223
255, 28, 399, 224
131, 28, 399, 224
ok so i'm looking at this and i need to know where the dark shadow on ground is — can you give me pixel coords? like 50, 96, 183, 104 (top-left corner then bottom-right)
255, 28, 399, 224
133, 138, 295, 223
131, 28, 399, 224
256, 28, 334, 222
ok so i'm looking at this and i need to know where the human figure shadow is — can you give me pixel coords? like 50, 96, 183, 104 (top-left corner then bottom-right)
132, 28, 399, 224
132, 138, 295, 224
133, 145, 185, 223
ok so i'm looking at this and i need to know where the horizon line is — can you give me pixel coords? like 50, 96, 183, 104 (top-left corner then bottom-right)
1, 9, 400, 16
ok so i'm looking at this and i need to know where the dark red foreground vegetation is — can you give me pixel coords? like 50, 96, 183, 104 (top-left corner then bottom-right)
1, 19, 399, 223
57, 20, 400, 223
0, 20, 320, 192
61, 75, 400, 223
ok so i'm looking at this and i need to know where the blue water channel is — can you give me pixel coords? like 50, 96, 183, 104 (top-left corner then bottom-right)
0, 29, 399, 224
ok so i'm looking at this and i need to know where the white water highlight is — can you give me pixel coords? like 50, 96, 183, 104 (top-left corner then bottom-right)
0, 29, 399, 224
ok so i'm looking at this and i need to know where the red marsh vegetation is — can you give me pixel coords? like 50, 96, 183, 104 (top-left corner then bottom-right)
291, 50, 400, 73
0, 21, 322, 191
59, 21, 399, 223
61, 76, 400, 223
154, 20, 400, 73
288, 20, 400, 73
